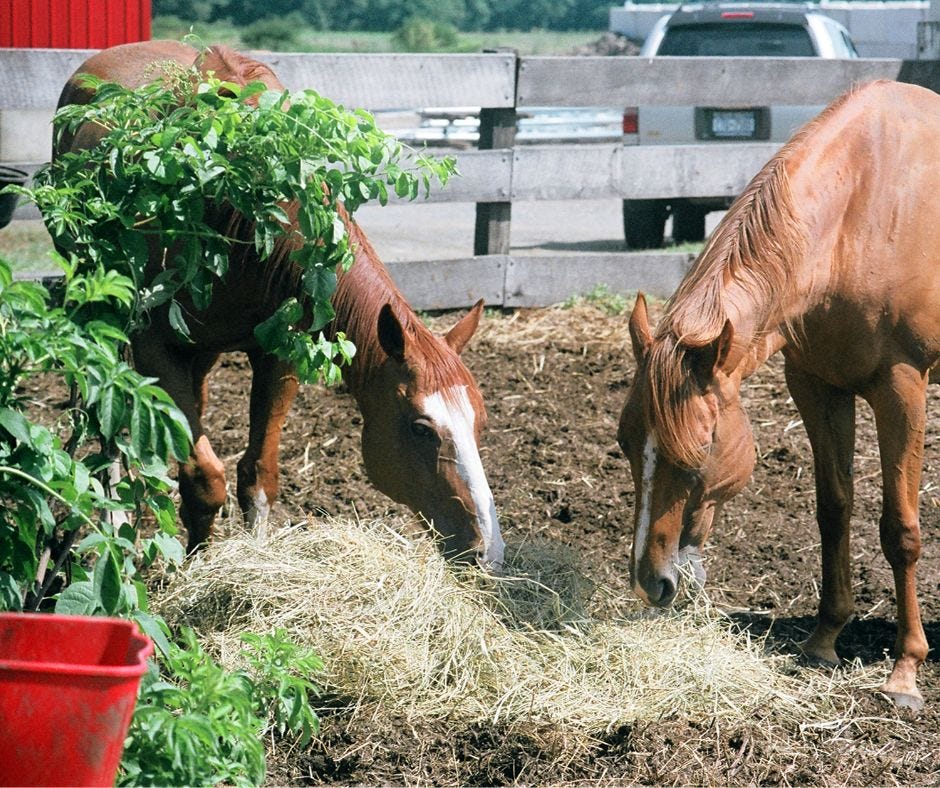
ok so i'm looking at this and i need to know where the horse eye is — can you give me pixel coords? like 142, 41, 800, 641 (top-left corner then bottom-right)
411, 419, 435, 439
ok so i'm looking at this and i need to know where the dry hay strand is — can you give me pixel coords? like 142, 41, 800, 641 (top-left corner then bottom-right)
466, 302, 637, 354
157, 517, 832, 735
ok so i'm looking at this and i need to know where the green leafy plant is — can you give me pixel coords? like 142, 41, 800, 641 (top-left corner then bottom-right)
17, 65, 455, 386
119, 627, 323, 786
120, 628, 266, 787
240, 628, 324, 745
2, 48, 455, 617
0, 257, 187, 637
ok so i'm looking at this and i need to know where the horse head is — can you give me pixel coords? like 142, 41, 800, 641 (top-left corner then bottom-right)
357, 299, 504, 569
618, 294, 754, 605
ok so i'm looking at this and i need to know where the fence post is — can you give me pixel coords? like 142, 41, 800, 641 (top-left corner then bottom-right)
474, 49, 518, 256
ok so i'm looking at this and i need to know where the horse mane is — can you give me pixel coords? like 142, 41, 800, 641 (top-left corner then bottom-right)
331, 215, 479, 399
197, 45, 283, 94
645, 85, 868, 468
217, 200, 476, 398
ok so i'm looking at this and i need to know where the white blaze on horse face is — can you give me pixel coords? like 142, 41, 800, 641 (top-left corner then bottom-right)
421, 386, 505, 569
633, 432, 659, 584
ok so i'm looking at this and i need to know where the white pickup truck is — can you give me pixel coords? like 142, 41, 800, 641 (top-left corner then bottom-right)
622, 3, 859, 248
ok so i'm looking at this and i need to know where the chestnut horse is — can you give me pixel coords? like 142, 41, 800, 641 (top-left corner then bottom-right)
56, 41, 504, 568
619, 80, 940, 710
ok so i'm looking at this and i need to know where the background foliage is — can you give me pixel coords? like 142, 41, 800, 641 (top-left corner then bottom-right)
153, 0, 612, 32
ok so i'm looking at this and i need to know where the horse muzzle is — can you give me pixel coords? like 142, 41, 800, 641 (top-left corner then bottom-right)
633, 546, 706, 607
634, 567, 679, 607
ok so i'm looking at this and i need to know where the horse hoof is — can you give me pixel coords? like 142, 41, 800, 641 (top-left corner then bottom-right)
880, 687, 924, 713
797, 641, 839, 668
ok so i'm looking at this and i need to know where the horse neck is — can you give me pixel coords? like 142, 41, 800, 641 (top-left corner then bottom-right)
329, 219, 419, 398
662, 153, 815, 381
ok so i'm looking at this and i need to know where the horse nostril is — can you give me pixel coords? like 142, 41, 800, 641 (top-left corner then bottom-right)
656, 575, 677, 606
640, 573, 677, 607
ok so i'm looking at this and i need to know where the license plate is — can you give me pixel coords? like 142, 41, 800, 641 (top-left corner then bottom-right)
710, 111, 757, 138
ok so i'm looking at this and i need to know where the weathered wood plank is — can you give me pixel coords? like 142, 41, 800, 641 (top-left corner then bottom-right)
503, 253, 695, 307
516, 56, 905, 107
0, 49, 517, 110
621, 143, 780, 199
0, 48, 94, 108
512, 144, 622, 201
510, 143, 780, 201
256, 52, 517, 109
13, 252, 694, 309
386, 256, 508, 310
390, 148, 511, 205
9, 142, 783, 219
474, 106, 517, 255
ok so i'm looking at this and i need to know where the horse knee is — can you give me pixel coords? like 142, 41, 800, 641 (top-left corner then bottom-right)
879, 510, 921, 567
816, 489, 851, 530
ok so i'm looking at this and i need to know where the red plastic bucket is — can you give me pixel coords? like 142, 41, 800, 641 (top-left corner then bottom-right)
0, 613, 153, 787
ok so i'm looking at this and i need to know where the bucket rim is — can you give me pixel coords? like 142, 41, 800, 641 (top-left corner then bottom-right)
0, 612, 154, 677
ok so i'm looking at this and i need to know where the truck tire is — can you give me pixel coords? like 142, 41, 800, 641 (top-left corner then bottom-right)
671, 204, 708, 243
622, 199, 668, 249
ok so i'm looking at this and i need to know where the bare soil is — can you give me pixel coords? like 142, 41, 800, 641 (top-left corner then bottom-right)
186, 301, 940, 784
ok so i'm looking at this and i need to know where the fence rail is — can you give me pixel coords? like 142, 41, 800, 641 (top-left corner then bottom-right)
2, 48, 938, 308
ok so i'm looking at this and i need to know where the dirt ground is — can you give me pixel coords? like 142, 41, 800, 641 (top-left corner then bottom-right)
189, 299, 940, 785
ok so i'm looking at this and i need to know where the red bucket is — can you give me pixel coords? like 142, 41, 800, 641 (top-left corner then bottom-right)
0, 613, 153, 787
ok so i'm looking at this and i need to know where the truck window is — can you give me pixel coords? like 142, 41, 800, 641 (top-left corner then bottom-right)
657, 23, 816, 56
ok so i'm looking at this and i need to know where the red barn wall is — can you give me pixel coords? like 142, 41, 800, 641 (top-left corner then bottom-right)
0, 0, 151, 48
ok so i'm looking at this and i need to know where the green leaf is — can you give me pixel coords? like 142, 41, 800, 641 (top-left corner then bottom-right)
132, 610, 171, 657
153, 531, 185, 565
97, 386, 126, 440
0, 408, 32, 446
0, 571, 22, 612
94, 550, 123, 616
130, 397, 153, 459
168, 300, 192, 342
301, 265, 337, 304
55, 580, 98, 615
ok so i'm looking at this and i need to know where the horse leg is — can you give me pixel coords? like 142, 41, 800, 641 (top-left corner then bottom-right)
132, 338, 227, 552
236, 351, 299, 534
867, 364, 929, 710
785, 362, 856, 665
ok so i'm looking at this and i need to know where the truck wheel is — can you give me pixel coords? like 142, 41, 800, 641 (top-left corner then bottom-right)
623, 199, 668, 249
671, 204, 708, 243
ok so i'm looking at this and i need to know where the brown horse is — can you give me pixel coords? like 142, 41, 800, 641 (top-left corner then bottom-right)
56, 41, 505, 568
618, 80, 940, 710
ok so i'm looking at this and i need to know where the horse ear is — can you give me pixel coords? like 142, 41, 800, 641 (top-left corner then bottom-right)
444, 299, 484, 354
629, 293, 653, 363
686, 319, 735, 388
377, 303, 406, 362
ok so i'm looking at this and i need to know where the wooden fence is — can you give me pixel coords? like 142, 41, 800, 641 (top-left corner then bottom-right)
1, 48, 936, 308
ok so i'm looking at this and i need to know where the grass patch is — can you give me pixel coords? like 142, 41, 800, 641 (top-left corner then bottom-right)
152, 17, 603, 55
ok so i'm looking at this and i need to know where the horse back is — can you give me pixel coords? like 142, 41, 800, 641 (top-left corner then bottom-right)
784, 81, 940, 386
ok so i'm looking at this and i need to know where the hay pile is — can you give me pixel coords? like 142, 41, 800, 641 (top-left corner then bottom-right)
156, 517, 825, 735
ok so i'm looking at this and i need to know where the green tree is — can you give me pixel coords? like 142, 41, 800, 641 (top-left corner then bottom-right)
152, 0, 229, 22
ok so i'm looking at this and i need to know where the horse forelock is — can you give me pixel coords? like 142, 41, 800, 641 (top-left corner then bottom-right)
644, 335, 708, 469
